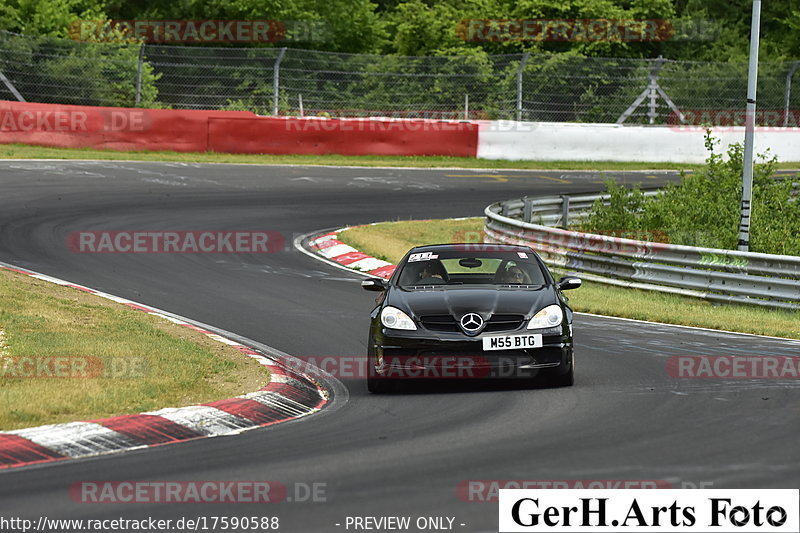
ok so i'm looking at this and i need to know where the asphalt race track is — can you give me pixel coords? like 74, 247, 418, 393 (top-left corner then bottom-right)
0, 161, 798, 532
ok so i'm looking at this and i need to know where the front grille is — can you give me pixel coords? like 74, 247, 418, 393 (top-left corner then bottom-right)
419, 315, 458, 332
419, 314, 525, 333
483, 314, 525, 332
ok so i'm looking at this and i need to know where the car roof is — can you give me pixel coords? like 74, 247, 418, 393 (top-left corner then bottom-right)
408, 243, 535, 253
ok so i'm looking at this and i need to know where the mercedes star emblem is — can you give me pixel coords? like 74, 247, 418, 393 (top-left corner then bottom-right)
459, 313, 484, 335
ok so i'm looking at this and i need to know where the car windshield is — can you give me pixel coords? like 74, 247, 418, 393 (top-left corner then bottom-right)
396, 249, 547, 287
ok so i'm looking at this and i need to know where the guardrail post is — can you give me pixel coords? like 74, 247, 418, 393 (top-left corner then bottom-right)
523, 198, 533, 223
501, 202, 510, 217
560, 195, 570, 229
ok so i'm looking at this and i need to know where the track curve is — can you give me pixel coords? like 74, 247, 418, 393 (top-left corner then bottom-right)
0, 161, 797, 532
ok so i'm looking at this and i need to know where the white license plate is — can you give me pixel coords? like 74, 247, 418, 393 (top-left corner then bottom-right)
482, 334, 542, 351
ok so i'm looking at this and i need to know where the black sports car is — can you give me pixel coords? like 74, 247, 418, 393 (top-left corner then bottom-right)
361, 243, 581, 393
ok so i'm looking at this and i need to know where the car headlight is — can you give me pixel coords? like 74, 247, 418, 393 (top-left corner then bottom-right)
381, 306, 417, 330
527, 304, 563, 329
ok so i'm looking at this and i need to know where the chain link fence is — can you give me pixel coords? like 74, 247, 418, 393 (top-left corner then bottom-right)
1, 30, 799, 125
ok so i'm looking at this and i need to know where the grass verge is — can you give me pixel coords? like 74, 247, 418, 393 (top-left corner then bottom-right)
0, 143, 713, 171
0, 268, 269, 430
338, 219, 800, 340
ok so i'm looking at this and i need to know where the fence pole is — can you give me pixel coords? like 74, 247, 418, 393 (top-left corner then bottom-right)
135, 43, 145, 106
560, 195, 570, 229
273, 47, 287, 116
783, 61, 800, 127
464, 93, 469, 120
647, 56, 665, 124
299, 94, 304, 117
738, 0, 762, 253
516, 52, 530, 122
0, 69, 24, 102
617, 56, 668, 124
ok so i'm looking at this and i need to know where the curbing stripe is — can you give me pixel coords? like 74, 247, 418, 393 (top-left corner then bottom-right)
260, 383, 328, 409
0, 434, 66, 467
245, 392, 317, 418
368, 264, 398, 278
203, 398, 290, 426
93, 415, 204, 445
332, 251, 370, 265
345, 257, 390, 272
302, 226, 398, 280
141, 406, 256, 437
318, 243, 356, 259
0, 262, 331, 470
8, 422, 146, 459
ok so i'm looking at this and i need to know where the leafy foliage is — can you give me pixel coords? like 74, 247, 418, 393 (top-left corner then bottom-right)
0, 1, 797, 115
1, 0, 798, 59
581, 132, 800, 255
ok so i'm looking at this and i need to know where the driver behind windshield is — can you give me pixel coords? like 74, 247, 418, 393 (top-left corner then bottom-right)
399, 259, 449, 285
498, 265, 530, 284
417, 260, 447, 283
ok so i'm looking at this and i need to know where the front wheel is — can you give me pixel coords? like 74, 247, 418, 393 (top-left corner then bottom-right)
366, 334, 396, 393
549, 350, 574, 387
367, 374, 397, 393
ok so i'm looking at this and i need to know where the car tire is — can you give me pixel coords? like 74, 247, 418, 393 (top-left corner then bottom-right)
550, 351, 574, 387
366, 335, 396, 393
367, 374, 396, 393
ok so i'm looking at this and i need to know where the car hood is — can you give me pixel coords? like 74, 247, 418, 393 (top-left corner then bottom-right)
387, 285, 557, 320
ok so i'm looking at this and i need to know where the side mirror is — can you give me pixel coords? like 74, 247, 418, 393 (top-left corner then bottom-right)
557, 276, 582, 291
361, 278, 387, 292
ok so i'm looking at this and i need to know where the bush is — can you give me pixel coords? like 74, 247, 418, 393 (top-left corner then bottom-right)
581, 131, 800, 255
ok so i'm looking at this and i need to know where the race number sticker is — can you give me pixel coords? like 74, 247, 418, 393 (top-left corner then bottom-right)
517, 252, 528, 258
409, 252, 439, 262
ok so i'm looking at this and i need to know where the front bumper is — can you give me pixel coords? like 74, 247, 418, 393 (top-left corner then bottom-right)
371, 327, 572, 379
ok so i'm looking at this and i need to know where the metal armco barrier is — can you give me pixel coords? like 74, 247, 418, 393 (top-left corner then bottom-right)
485, 192, 800, 310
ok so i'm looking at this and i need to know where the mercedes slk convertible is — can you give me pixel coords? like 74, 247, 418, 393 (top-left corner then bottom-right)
361, 243, 581, 393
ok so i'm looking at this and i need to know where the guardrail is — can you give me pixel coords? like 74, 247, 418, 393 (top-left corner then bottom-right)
497, 191, 662, 228
485, 192, 800, 310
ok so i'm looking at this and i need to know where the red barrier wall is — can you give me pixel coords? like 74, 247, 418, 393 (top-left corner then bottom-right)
0, 101, 479, 157
207, 116, 478, 157
0, 101, 253, 152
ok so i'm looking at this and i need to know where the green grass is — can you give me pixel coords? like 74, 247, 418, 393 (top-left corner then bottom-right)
2, 143, 798, 171
0, 143, 714, 170
338, 219, 800, 340
0, 268, 270, 430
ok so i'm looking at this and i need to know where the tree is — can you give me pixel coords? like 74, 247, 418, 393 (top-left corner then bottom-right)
0, 0, 106, 37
